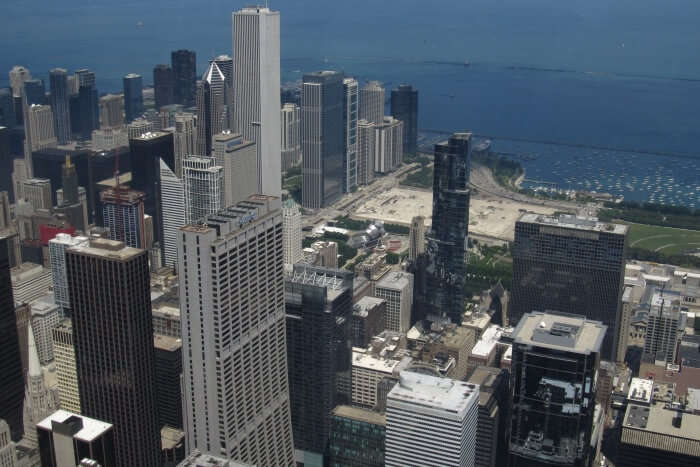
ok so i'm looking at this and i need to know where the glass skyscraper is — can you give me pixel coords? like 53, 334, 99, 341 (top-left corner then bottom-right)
171, 49, 197, 108
390, 84, 418, 156
49, 69, 71, 144
122, 73, 143, 123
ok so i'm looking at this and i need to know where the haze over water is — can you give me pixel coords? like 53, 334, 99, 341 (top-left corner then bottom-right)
2, 0, 699, 206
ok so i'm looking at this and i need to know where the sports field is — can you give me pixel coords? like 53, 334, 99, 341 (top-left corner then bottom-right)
626, 223, 700, 255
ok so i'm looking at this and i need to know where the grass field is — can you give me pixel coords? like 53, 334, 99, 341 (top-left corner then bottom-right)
625, 222, 700, 255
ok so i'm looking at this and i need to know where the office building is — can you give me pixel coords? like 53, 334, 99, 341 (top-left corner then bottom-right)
351, 348, 411, 410
160, 158, 185, 267
233, 7, 282, 197
53, 155, 86, 232
0, 235, 24, 442
351, 296, 386, 348
154, 64, 175, 109
375, 271, 413, 333
26, 104, 57, 151
212, 131, 257, 206
196, 62, 227, 156
280, 103, 301, 171
98, 94, 123, 129
51, 320, 80, 413
172, 49, 197, 108
67, 238, 159, 466
511, 213, 628, 360
173, 112, 196, 177
23, 79, 45, 106
9, 66, 31, 98
123, 73, 143, 123
10, 262, 53, 304
285, 265, 353, 461
100, 188, 146, 248
282, 199, 302, 267
390, 84, 418, 155
342, 78, 358, 192
178, 195, 294, 464
19, 177, 51, 209
211, 55, 234, 129
359, 81, 385, 125
644, 289, 686, 365
467, 367, 510, 467
0, 89, 15, 129
182, 156, 224, 224
408, 215, 425, 261
29, 295, 61, 364
327, 405, 385, 467
374, 116, 403, 174
49, 69, 71, 144
23, 324, 59, 447
75, 70, 99, 141
508, 311, 605, 467
356, 120, 375, 185
49, 234, 88, 312
154, 334, 183, 430
301, 71, 344, 209
386, 371, 479, 467
423, 133, 471, 324
37, 410, 114, 467
0, 419, 17, 467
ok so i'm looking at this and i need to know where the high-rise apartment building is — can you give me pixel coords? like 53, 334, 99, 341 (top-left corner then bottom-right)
508, 311, 605, 467
178, 195, 294, 464
49, 69, 72, 144
0, 234, 25, 442
66, 238, 160, 466
356, 119, 375, 185
285, 265, 353, 460
51, 320, 80, 413
196, 62, 227, 156
301, 71, 344, 209
159, 158, 185, 267
359, 81, 385, 125
37, 410, 115, 467
233, 7, 281, 197
75, 70, 98, 141
423, 133, 471, 324
173, 112, 197, 178
374, 271, 413, 333
49, 234, 89, 312
123, 73, 143, 123
212, 131, 257, 207
182, 156, 224, 224
172, 50, 197, 108
100, 188, 146, 248
26, 104, 57, 151
390, 84, 418, 155
510, 213, 628, 360
408, 215, 425, 261
280, 103, 301, 171
154, 64, 175, 109
342, 78, 359, 192
386, 371, 479, 467
282, 199, 302, 267
374, 116, 403, 174
644, 289, 686, 365
98, 94, 123, 129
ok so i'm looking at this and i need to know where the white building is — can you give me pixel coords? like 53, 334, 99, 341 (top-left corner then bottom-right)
160, 159, 185, 267
20, 178, 51, 210
374, 116, 403, 174
26, 105, 57, 151
343, 78, 359, 192
52, 320, 80, 413
49, 234, 89, 311
282, 199, 302, 267
182, 156, 224, 225
233, 6, 281, 198
91, 127, 128, 150
30, 294, 61, 365
357, 119, 376, 185
178, 195, 294, 465
280, 103, 301, 171
173, 112, 197, 178
644, 289, 687, 365
359, 81, 385, 125
0, 418, 17, 467
213, 131, 258, 207
374, 271, 414, 333
99, 94, 124, 129
351, 348, 408, 409
11, 262, 52, 305
386, 371, 479, 467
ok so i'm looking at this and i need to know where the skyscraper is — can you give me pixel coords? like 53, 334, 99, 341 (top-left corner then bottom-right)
233, 6, 281, 197
342, 78, 358, 192
423, 133, 471, 324
211, 55, 234, 130
75, 70, 99, 140
408, 215, 425, 261
385, 371, 479, 467
48, 233, 88, 313
122, 74, 143, 123
359, 81, 384, 125
98, 94, 123, 129
356, 119, 375, 185
173, 112, 196, 178
51, 320, 80, 413
66, 238, 160, 466
510, 213, 628, 360
25, 104, 57, 151
0, 419, 17, 467
9, 65, 32, 98
280, 103, 301, 171
37, 410, 115, 467
159, 158, 184, 267
0, 88, 16, 128
178, 195, 294, 464
374, 271, 414, 333
23, 79, 46, 106
182, 156, 224, 224
100, 188, 146, 248
23, 324, 59, 447
0, 233, 25, 442
508, 311, 605, 467
55, 155, 85, 232
49, 69, 71, 144
212, 131, 257, 207
282, 199, 302, 267
301, 71, 344, 209
196, 62, 227, 156
153, 334, 183, 430
171, 50, 197, 108
391, 84, 418, 156
373, 116, 403, 174
153, 64, 175, 109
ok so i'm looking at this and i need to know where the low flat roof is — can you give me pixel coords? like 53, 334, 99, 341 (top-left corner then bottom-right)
623, 403, 700, 456
512, 311, 606, 355
518, 212, 628, 235
352, 348, 401, 374
154, 334, 182, 351
388, 370, 479, 415
37, 409, 112, 442
333, 405, 386, 426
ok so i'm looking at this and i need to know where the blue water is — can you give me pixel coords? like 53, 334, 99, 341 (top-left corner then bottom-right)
1, 0, 699, 206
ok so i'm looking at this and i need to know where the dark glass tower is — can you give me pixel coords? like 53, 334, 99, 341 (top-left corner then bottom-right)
423, 133, 471, 324
285, 264, 353, 457
390, 84, 418, 155
195, 62, 227, 156
171, 49, 197, 108
154, 335, 183, 430
76, 70, 99, 140
0, 88, 16, 128
123, 74, 143, 123
153, 64, 175, 109
0, 234, 26, 441
66, 238, 160, 466
23, 78, 46, 105
49, 69, 72, 144
510, 213, 628, 360
0, 126, 14, 199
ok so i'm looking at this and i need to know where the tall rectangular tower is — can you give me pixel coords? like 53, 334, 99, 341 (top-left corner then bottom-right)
212, 131, 257, 207
159, 158, 185, 267
100, 188, 146, 249
171, 50, 197, 108
178, 195, 294, 465
280, 103, 301, 171
49, 68, 71, 144
390, 84, 418, 156
122, 73, 143, 123
233, 7, 281, 197
342, 78, 358, 192
66, 238, 160, 466
182, 156, 224, 225
510, 213, 628, 360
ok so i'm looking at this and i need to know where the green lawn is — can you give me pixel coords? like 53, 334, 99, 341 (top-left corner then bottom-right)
624, 222, 700, 255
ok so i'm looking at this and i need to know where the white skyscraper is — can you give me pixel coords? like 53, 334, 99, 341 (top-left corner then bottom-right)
357, 120, 376, 185
182, 156, 224, 224
386, 371, 479, 467
26, 105, 57, 152
282, 199, 302, 267
374, 116, 403, 174
178, 195, 294, 465
174, 113, 197, 178
359, 81, 385, 125
159, 158, 185, 267
343, 78, 359, 192
48, 234, 89, 312
233, 6, 281, 197
280, 103, 301, 171
212, 131, 258, 207
196, 62, 227, 156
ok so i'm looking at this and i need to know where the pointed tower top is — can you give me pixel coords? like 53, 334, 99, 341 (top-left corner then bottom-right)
64, 155, 72, 168
27, 324, 41, 378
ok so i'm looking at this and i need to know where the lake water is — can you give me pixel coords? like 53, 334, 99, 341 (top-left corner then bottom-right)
2, 0, 699, 206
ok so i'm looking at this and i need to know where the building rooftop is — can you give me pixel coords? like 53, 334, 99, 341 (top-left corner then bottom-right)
132, 130, 169, 141
37, 410, 112, 442
628, 377, 654, 405
512, 311, 606, 355
154, 334, 182, 352
30, 293, 59, 316
352, 348, 403, 374
180, 195, 279, 238
518, 212, 628, 235
68, 238, 143, 261
178, 450, 252, 467
470, 325, 504, 358
623, 403, 700, 457
333, 405, 386, 426
388, 371, 479, 415
161, 426, 184, 450
375, 271, 412, 291
353, 296, 385, 318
